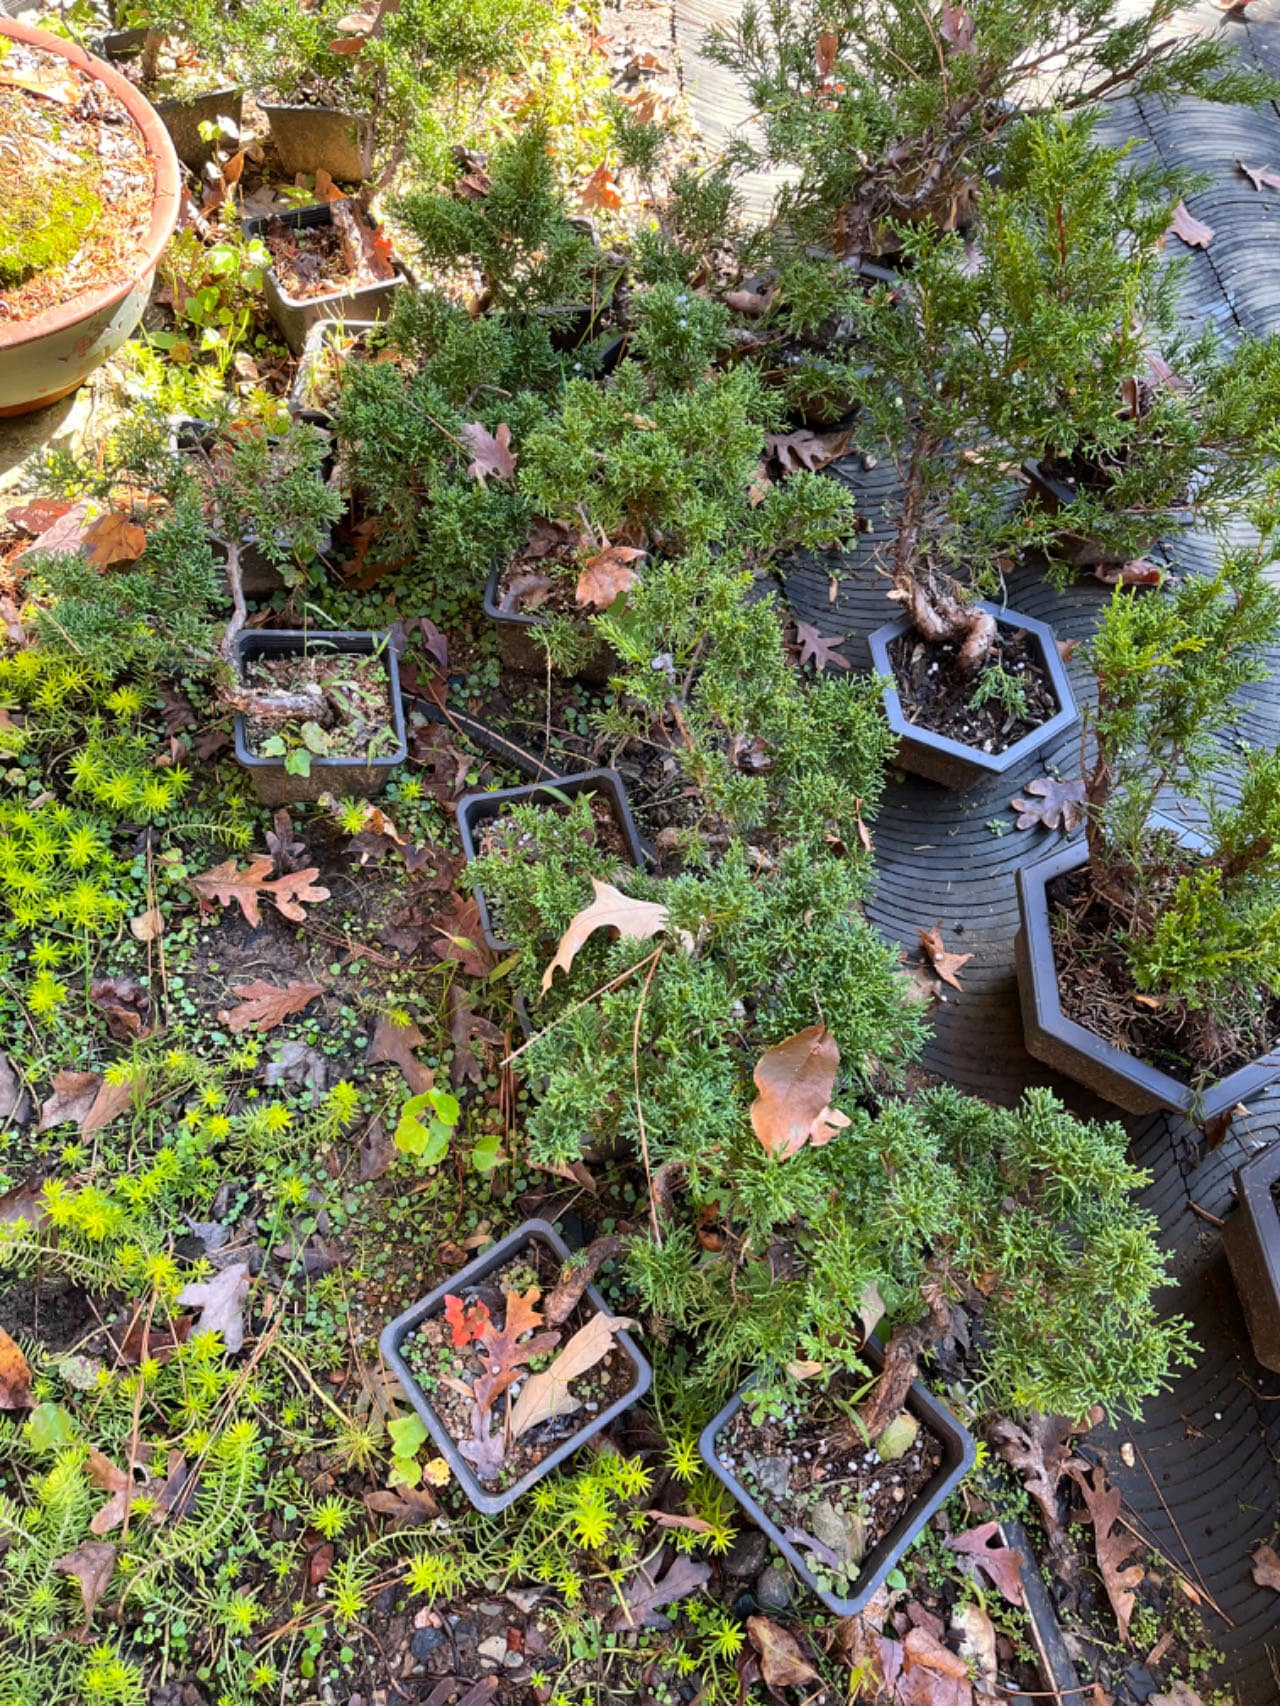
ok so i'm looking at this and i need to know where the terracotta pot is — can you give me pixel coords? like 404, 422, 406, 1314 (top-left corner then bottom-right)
0, 17, 181, 417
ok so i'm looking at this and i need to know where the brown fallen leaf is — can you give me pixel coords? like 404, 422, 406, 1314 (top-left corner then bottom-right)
130, 908, 164, 943
0, 58, 81, 104
576, 545, 645, 610
765, 428, 850, 475
750, 1025, 851, 1160
747, 1615, 820, 1689
0, 1325, 34, 1409
1165, 202, 1213, 250
223, 979, 326, 1034
1250, 1542, 1280, 1592
190, 857, 330, 927
0, 1176, 46, 1230
308, 1540, 335, 1585
946, 1521, 1025, 1606
605, 1551, 712, 1630
509, 1310, 635, 1439
357, 1114, 396, 1183
87, 1449, 146, 1535
53, 1540, 116, 1626
952, 1600, 998, 1699
82, 510, 147, 571
89, 975, 152, 1041
1066, 1461, 1144, 1642
6, 496, 72, 536
987, 1414, 1079, 1559
38, 1070, 137, 1137
363, 1484, 441, 1525
460, 421, 516, 484
1094, 559, 1165, 588
176, 1262, 251, 1354
447, 988, 505, 1088
939, 2, 975, 52
794, 620, 851, 671
14, 499, 93, 563
1237, 161, 1280, 193
430, 892, 493, 978
919, 923, 972, 991
580, 161, 623, 212
369, 1012, 434, 1095
814, 30, 840, 75
113, 1308, 193, 1367
901, 1625, 972, 1706
1009, 775, 1086, 832
541, 879, 691, 992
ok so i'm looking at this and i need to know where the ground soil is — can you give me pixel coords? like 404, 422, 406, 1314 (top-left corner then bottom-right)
1049, 862, 1280, 1083
0, 43, 154, 323
715, 1385, 943, 1597
888, 624, 1058, 753
398, 1240, 638, 1489
496, 528, 589, 619
242, 649, 396, 759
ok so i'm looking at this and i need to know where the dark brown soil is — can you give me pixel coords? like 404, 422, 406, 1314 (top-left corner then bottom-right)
496, 535, 584, 619
716, 1383, 943, 1597
399, 1241, 638, 1489
1049, 862, 1280, 1083
0, 1277, 101, 1354
265, 207, 390, 301
888, 625, 1057, 754
242, 649, 396, 760
0, 43, 154, 323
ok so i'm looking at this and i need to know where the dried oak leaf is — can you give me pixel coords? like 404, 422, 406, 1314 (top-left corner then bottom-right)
1009, 775, 1086, 832
1066, 1461, 1144, 1642
606, 1551, 712, 1630
1250, 1542, 1280, 1592
576, 545, 645, 610
363, 1484, 440, 1524
919, 923, 972, 991
1165, 202, 1213, 250
1238, 161, 1280, 193
448, 987, 505, 1088
82, 510, 147, 570
765, 428, 850, 473
113, 1308, 193, 1367
190, 857, 330, 927
431, 892, 493, 978
471, 1289, 560, 1417
541, 879, 691, 992
509, 1309, 635, 1439
794, 620, 851, 671
89, 975, 152, 1041
460, 421, 516, 485
0, 1325, 34, 1410
87, 1449, 146, 1535
750, 1024, 850, 1160
38, 1070, 136, 1137
899, 1626, 973, 1706
53, 1540, 116, 1626
987, 1414, 1077, 1547
176, 1262, 251, 1354
939, 2, 975, 52
946, 1521, 1025, 1606
369, 1012, 434, 1095
746, 1615, 820, 1690
580, 161, 623, 212
224, 979, 326, 1034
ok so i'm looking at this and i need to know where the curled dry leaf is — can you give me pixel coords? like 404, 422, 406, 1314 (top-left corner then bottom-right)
89, 975, 152, 1041
750, 1024, 850, 1160
918, 924, 972, 991
746, 1615, 820, 1689
765, 427, 851, 473
38, 1069, 137, 1137
1009, 775, 1086, 832
939, 2, 975, 52
576, 545, 645, 610
1165, 202, 1213, 250
130, 908, 164, 943
509, 1310, 635, 1439
176, 1262, 251, 1354
794, 620, 850, 671
814, 30, 840, 75
53, 1540, 117, 1625
0, 1325, 34, 1410
1238, 161, 1280, 193
460, 421, 517, 485
1095, 559, 1165, 588
88, 1449, 146, 1535
541, 879, 691, 992
946, 1521, 1025, 1606
987, 1414, 1078, 1555
580, 161, 623, 212
1250, 1542, 1280, 1592
82, 510, 147, 570
223, 979, 326, 1034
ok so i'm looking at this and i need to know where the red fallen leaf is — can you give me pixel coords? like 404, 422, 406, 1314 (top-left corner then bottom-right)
223, 979, 326, 1034
1094, 559, 1165, 588
794, 620, 850, 671
444, 1293, 491, 1348
0, 1325, 34, 1409
946, 1520, 1025, 1605
814, 31, 840, 76
919, 923, 972, 991
308, 1541, 335, 1584
5, 497, 72, 536
1165, 201, 1213, 250
576, 544, 645, 609
580, 162, 622, 212
460, 421, 516, 485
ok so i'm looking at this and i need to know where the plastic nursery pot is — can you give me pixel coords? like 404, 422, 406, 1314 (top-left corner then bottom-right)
288, 316, 380, 427
1021, 457, 1161, 571
96, 35, 242, 172
232, 628, 406, 808
867, 601, 1078, 791
241, 202, 406, 357
1222, 1142, 1280, 1373
379, 1218, 652, 1516
456, 767, 650, 954
0, 17, 181, 416
699, 1339, 978, 1618
260, 102, 372, 183
1014, 816, 1280, 1119
483, 562, 620, 687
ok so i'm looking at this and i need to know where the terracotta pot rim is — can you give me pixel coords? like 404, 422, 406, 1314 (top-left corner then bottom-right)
0, 17, 181, 353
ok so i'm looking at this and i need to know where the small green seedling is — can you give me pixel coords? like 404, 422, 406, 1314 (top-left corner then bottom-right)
387, 1412, 429, 1487
393, 1087, 461, 1163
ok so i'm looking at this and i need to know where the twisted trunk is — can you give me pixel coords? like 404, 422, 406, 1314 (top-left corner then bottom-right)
894, 433, 997, 672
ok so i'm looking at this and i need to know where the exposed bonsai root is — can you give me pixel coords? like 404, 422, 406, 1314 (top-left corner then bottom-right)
222, 685, 334, 726
834, 1284, 953, 1448
901, 579, 998, 672
544, 1234, 628, 1329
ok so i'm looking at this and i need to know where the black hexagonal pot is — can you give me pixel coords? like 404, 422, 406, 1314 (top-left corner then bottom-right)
699, 1340, 977, 1618
1222, 1143, 1280, 1373
1014, 822, 1280, 1119
379, 1218, 651, 1515
867, 601, 1078, 791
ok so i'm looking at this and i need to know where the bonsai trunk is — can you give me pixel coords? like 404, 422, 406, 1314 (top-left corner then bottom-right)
836, 1284, 953, 1448
219, 540, 334, 728
894, 432, 997, 671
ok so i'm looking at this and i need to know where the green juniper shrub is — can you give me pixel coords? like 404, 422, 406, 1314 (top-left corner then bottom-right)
1068, 543, 1280, 1080
706, 0, 1276, 258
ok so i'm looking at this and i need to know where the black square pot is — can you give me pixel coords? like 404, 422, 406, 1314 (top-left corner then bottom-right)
261, 102, 372, 182
483, 563, 619, 687
455, 767, 650, 953
242, 202, 406, 356
867, 601, 1078, 791
1014, 821, 1280, 1119
1223, 1142, 1280, 1373
288, 316, 380, 427
233, 629, 406, 808
698, 1341, 977, 1618
379, 1217, 652, 1515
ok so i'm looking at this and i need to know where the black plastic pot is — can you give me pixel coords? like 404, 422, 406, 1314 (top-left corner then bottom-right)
456, 767, 649, 953
379, 1217, 652, 1515
867, 601, 1078, 791
1021, 456, 1164, 570
699, 1340, 977, 1618
483, 562, 619, 687
261, 102, 372, 182
1014, 817, 1280, 1119
232, 628, 406, 808
1223, 1143, 1280, 1373
288, 316, 380, 427
97, 33, 241, 171
242, 202, 406, 356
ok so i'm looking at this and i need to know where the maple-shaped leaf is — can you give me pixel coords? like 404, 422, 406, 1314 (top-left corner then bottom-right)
0, 1324, 33, 1409
1066, 1461, 1144, 1642
765, 428, 850, 474
448, 987, 505, 1088
576, 545, 645, 610
190, 857, 330, 927
1238, 160, 1280, 192
1009, 776, 1086, 832
580, 161, 622, 211
988, 1414, 1078, 1552
750, 1025, 850, 1160
6, 496, 72, 536
82, 510, 147, 570
53, 1540, 116, 1627
470, 1288, 560, 1419
813, 30, 839, 75
176, 1262, 251, 1354
794, 620, 851, 671
444, 1294, 491, 1348
946, 1521, 1025, 1605
460, 421, 516, 484
919, 923, 972, 991
369, 1012, 434, 1094
1165, 202, 1213, 250
747, 1616, 820, 1690
224, 979, 325, 1034
541, 879, 691, 992
606, 1552, 712, 1630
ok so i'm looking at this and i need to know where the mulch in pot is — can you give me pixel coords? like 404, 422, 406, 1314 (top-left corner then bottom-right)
263, 202, 395, 301
887, 625, 1058, 755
